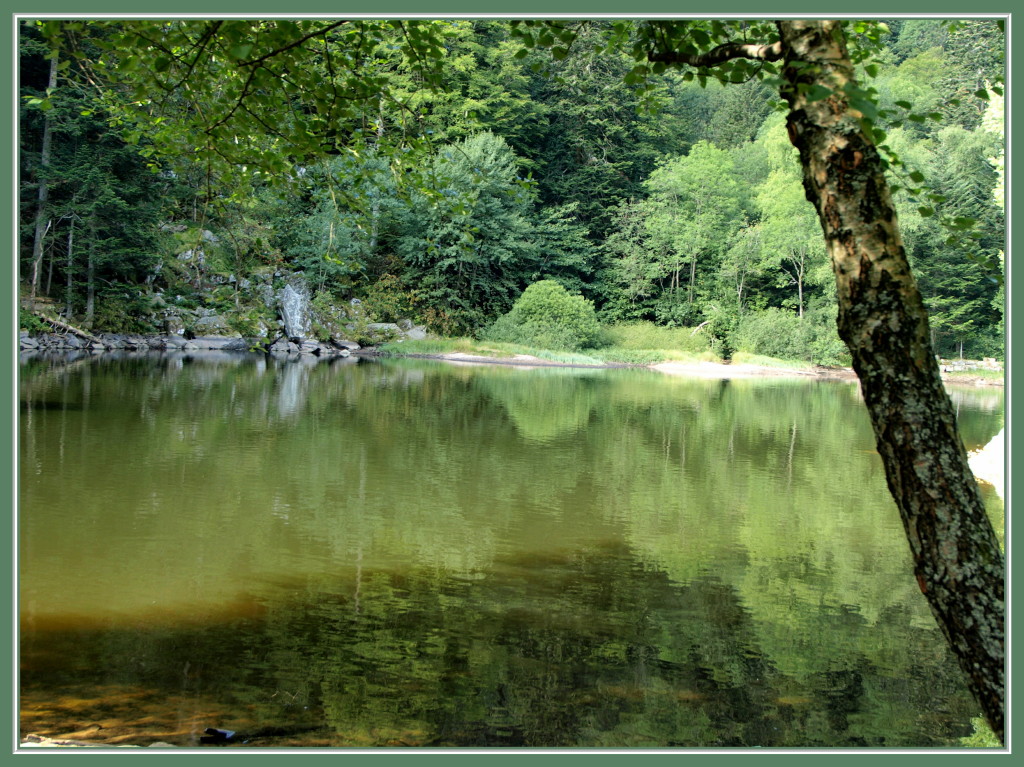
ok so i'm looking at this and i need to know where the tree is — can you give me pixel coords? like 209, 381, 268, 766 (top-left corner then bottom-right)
33, 17, 1005, 743
756, 167, 828, 319
393, 132, 541, 334
768, 21, 1003, 740
517, 17, 1004, 742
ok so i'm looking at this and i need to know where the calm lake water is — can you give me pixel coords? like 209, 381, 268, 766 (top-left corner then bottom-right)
18, 352, 1004, 749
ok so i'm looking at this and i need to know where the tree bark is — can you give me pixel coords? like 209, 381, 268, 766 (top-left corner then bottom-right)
29, 55, 58, 313
85, 216, 97, 326
65, 215, 75, 319
775, 20, 1004, 743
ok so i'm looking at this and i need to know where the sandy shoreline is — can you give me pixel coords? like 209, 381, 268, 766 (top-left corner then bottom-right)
397, 351, 1001, 387
417, 352, 858, 382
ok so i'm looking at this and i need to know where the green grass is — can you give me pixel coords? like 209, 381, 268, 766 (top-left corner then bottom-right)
378, 321, 733, 367
603, 321, 713, 354
942, 367, 1004, 382
382, 323, 856, 372
378, 337, 608, 365
377, 336, 507, 357
590, 348, 720, 365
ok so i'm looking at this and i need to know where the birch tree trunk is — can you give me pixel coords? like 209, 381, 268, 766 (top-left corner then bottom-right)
776, 19, 1004, 743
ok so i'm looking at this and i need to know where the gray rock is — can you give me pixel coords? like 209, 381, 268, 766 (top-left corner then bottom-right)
406, 326, 428, 341
192, 314, 234, 335
278, 274, 312, 339
189, 336, 236, 350
328, 338, 358, 350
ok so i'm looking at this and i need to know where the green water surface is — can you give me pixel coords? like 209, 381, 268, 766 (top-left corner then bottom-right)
18, 352, 1004, 748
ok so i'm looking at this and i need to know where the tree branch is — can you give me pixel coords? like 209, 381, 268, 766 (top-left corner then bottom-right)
648, 40, 782, 68
238, 20, 349, 68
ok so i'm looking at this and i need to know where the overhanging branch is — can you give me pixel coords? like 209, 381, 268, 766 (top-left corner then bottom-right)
648, 41, 782, 68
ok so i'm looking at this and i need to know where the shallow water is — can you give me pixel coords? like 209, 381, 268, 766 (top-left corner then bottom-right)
18, 352, 1004, 748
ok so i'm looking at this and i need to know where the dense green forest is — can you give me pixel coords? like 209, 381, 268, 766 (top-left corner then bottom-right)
18, 19, 1005, 362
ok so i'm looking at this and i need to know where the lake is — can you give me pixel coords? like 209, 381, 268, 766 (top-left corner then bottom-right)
17, 352, 1004, 748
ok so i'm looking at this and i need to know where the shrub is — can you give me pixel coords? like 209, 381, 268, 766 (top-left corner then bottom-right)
730, 305, 850, 366
731, 308, 806, 361
362, 273, 419, 324
483, 280, 605, 351
19, 308, 49, 335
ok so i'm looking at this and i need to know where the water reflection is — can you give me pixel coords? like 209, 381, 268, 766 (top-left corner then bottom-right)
18, 354, 1003, 748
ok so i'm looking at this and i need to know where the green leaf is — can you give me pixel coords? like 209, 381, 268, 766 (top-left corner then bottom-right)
908, 171, 925, 183
848, 95, 879, 122
918, 206, 934, 218
690, 28, 710, 47
974, 88, 990, 100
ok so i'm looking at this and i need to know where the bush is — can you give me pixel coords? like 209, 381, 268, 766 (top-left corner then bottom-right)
730, 305, 850, 366
19, 308, 49, 334
731, 308, 806, 361
482, 280, 605, 351
362, 273, 419, 324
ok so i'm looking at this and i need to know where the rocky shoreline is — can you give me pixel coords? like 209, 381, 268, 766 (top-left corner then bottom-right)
19, 329, 362, 358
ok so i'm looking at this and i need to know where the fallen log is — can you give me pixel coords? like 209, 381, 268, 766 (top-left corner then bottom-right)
30, 312, 102, 344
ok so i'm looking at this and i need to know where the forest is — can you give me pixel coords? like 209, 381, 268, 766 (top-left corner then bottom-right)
18, 18, 1005, 364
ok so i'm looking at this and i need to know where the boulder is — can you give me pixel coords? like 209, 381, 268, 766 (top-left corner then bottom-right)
278, 274, 312, 339
192, 314, 234, 335
189, 336, 241, 350
330, 339, 361, 351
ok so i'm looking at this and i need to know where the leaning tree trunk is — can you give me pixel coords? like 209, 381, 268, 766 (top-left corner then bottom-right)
776, 20, 1004, 743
